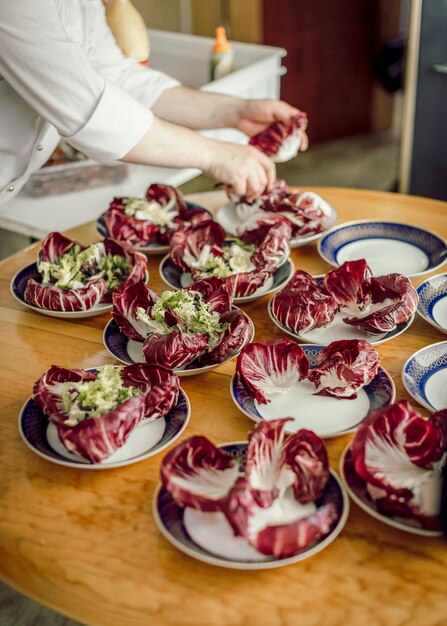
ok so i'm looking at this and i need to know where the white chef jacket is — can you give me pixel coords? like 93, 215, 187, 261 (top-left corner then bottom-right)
0, 0, 180, 206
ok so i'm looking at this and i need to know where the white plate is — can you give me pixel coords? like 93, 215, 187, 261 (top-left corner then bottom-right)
416, 273, 447, 334
339, 444, 442, 537
153, 442, 349, 569
159, 254, 295, 304
230, 345, 395, 438
402, 340, 447, 412
103, 311, 255, 377
19, 386, 191, 469
215, 195, 338, 248
318, 220, 447, 277
267, 297, 415, 347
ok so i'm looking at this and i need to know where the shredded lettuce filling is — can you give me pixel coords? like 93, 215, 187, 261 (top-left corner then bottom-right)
190, 241, 256, 279
123, 197, 178, 229
38, 243, 131, 290
136, 289, 228, 344
61, 365, 140, 425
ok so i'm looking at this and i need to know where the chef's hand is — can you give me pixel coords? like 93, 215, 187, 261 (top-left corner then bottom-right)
233, 99, 309, 151
205, 142, 276, 201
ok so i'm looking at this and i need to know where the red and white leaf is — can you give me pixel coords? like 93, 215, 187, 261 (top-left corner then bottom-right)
236, 339, 309, 405
161, 436, 239, 511
308, 339, 380, 399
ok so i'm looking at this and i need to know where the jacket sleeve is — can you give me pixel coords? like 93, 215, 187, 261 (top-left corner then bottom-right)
87, 1, 181, 110
0, 0, 155, 161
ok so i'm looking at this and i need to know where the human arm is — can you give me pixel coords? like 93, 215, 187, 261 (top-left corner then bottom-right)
122, 117, 276, 199
152, 86, 308, 150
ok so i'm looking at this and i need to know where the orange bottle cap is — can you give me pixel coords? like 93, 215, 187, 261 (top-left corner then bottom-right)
213, 26, 231, 53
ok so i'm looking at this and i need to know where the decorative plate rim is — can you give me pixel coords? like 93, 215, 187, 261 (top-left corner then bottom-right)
152, 442, 350, 570
339, 444, 443, 537
215, 200, 338, 248
230, 358, 396, 439
18, 382, 191, 469
416, 273, 447, 335
158, 254, 295, 304
103, 310, 256, 375
317, 219, 447, 278
267, 296, 415, 347
401, 339, 447, 412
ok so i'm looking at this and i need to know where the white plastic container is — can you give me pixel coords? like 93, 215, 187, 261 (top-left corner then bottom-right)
149, 29, 286, 100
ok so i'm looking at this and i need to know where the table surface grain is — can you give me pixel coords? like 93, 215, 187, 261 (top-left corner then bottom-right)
0, 188, 446, 626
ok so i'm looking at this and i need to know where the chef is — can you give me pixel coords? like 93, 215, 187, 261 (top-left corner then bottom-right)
0, 0, 307, 207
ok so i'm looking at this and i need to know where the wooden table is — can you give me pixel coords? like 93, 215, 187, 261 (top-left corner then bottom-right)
1, 188, 446, 626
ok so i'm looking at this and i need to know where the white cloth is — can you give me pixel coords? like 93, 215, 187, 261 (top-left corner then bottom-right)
0, 0, 180, 205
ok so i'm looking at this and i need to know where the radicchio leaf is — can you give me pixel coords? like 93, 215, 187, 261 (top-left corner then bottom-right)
245, 420, 329, 506
142, 331, 209, 369
324, 259, 372, 313
112, 280, 159, 341
33, 365, 96, 422
271, 270, 338, 333
120, 363, 179, 420
351, 401, 447, 527
251, 503, 338, 557
236, 339, 309, 405
24, 277, 107, 312
343, 273, 418, 333
160, 436, 239, 511
105, 203, 159, 246
56, 395, 145, 463
249, 112, 308, 162
38, 232, 77, 264
250, 221, 292, 270
232, 181, 327, 238
145, 182, 186, 212
185, 276, 233, 314
189, 309, 252, 368
308, 339, 380, 399
282, 429, 330, 503
169, 220, 226, 272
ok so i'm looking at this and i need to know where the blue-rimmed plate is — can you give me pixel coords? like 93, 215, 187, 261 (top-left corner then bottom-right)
159, 255, 294, 304
231, 345, 395, 438
19, 383, 191, 469
216, 195, 338, 248
267, 290, 415, 347
402, 341, 447, 412
318, 220, 447, 277
10, 263, 148, 320
340, 444, 442, 537
10, 263, 113, 319
416, 274, 447, 334
103, 311, 255, 377
96, 202, 211, 256
153, 442, 349, 569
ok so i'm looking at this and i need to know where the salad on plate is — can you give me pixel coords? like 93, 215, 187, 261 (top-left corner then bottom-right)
103, 183, 210, 247
32, 363, 180, 463
112, 277, 253, 370
21, 232, 147, 312
271, 259, 418, 341
218, 179, 336, 244
167, 219, 291, 298
159, 418, 344, 560
232, 338, 389, 437
342, 401, 447, 533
